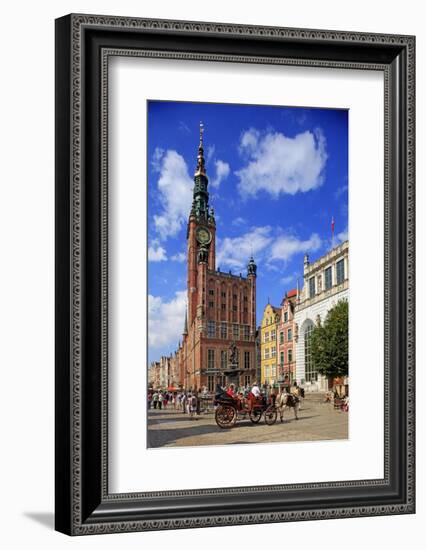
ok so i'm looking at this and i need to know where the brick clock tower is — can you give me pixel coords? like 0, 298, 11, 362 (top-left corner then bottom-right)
177, 123, 257, 392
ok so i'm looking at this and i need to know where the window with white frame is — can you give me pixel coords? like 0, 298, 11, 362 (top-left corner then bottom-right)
304, 323, 317, 381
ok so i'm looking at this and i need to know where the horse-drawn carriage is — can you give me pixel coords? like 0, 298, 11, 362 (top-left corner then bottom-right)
214, 386, 277, 428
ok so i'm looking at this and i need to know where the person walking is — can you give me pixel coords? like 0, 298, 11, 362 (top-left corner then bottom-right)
186, 392, 192, 416
195, 390, 201, 416
188, 393, 197, 419
152, 391, 159, 409
158, 391, 163, 410
291, 381, 303, 410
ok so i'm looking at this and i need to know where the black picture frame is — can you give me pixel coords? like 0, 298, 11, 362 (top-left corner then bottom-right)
55, 14, 415, 535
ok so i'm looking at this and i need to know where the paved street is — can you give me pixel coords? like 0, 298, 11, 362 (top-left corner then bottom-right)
147, 394, 348, 448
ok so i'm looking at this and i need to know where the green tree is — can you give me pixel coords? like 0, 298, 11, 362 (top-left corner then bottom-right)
310, 300, 348, 380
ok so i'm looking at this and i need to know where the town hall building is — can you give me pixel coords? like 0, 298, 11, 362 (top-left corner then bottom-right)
173, 124, 257, 392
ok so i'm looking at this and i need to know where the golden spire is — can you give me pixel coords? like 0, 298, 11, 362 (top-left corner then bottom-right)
194, 121, 206, 176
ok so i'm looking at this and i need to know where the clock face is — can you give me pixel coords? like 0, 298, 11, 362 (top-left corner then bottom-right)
196, 226, 211, 245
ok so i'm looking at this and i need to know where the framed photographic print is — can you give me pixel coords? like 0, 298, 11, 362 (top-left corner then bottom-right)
55, 14, 415, 535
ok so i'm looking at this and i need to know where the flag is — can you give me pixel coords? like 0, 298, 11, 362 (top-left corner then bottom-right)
331, 216, 335, 234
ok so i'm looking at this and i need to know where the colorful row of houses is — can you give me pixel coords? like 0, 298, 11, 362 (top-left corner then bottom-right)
260, 240, 349, 392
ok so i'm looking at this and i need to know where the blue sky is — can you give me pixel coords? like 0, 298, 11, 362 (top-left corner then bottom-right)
147, 100, 348, 363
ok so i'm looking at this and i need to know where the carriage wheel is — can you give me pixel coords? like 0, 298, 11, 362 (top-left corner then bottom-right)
264, 405, 278, 425
249, 408, 262, 423
215, 405, 237, 429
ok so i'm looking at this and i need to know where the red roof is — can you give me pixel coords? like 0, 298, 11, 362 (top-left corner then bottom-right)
287, 288, 297, 298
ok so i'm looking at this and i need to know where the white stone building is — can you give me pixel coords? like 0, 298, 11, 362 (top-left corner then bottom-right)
294, 241, 349, 392
149, 355, 172, 389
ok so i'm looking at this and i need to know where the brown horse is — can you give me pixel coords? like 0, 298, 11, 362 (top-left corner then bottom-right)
276, 392, 300, 422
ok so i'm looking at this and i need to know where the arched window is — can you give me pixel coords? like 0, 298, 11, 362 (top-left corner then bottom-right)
303, 320, 317, 382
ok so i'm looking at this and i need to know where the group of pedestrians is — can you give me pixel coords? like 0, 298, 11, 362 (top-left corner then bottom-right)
178, 391, 202, 418
148, 389, 207, 418
148, 390, 176, 410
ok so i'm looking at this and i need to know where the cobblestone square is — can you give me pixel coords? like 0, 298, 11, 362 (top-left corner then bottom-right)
147, 394, 348, 448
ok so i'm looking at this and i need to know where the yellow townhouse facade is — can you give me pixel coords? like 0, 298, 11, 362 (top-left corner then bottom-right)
260, 303, 281, 386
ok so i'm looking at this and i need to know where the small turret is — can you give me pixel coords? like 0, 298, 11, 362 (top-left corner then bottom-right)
247, 255, 257, 277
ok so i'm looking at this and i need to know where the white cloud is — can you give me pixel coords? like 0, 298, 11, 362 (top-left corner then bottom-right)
216, 226, 273, 270
216, 226, 323, 272
232, 217, 247, 227
337, 226, 349, 242
151, 147, 164, 172
270, 233, 322, 262
171, 252, 186, 263
210, 159, 230, 188
148, 290, 187, 349
148, 242, 167, 262
153, 150, 193, 240
239, 127, 260, 155
280, 274, 295, 285
335, 184, 348, 199
236, 128, 327, 198
206, 144, 216, 163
